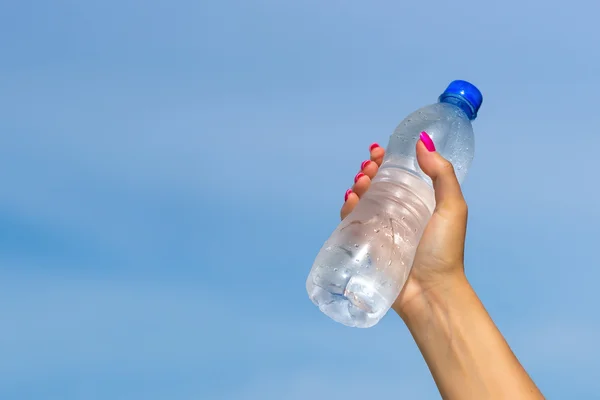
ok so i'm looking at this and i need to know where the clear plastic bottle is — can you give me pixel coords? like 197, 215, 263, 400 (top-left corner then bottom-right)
306, 80, 483, 328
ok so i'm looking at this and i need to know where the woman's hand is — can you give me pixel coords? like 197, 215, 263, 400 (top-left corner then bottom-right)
341, 135, 468, 318
340, 137, 544, 399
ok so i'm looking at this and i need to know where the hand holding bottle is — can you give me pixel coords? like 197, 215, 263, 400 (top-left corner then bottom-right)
342, 138, 468, 319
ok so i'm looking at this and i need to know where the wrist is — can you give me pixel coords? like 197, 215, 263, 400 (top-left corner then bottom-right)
393, 269, 471, 324
393, 269, 545, 399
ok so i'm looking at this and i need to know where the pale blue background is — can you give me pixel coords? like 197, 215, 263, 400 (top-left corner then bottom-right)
1, 1, 599, 399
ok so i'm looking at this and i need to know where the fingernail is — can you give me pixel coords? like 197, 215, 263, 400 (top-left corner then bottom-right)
369, 143, 380, 151
361, 160, 371, 170
344, 189, 352, 202
420, 131, 436, 152
354, 172, 365, 183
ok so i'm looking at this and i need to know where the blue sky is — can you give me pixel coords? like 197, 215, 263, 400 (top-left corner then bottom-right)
1, 0, 600, 398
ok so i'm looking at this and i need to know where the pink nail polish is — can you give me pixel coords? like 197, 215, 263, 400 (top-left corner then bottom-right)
361, 160, 371, 170
344, 189, 352, 202
354, 172, 365, 183
420, 131, 436, 152
369, 143, 380, 151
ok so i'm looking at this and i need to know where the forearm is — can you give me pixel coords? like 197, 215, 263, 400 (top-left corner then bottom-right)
398, 273, 543, 400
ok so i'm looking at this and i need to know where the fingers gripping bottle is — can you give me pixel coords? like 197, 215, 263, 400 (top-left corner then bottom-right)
306, 80, 483, 328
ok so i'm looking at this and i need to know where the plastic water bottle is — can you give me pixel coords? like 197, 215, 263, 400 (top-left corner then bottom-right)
306, 80, 483, 328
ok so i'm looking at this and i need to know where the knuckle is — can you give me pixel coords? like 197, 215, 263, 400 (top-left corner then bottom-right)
440, 160, 456, 175
438, 198, 468, 216
453, 198, 468, 216
458, 200, 468, 215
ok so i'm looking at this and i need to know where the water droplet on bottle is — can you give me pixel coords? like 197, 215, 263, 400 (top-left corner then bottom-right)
354, 244, 359, 248
333, 268, 338, 272
374, 229, 380, 233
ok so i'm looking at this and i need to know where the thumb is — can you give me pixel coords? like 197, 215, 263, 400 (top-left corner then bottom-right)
416, 131, 466, 214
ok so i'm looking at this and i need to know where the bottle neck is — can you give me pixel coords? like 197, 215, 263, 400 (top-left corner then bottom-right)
439, 95, 477, 120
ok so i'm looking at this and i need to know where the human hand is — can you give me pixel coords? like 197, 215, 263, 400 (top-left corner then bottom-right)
341, 136, 468, 318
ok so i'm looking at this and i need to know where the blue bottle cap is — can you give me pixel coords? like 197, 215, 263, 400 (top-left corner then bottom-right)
439, 80, 483, 120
